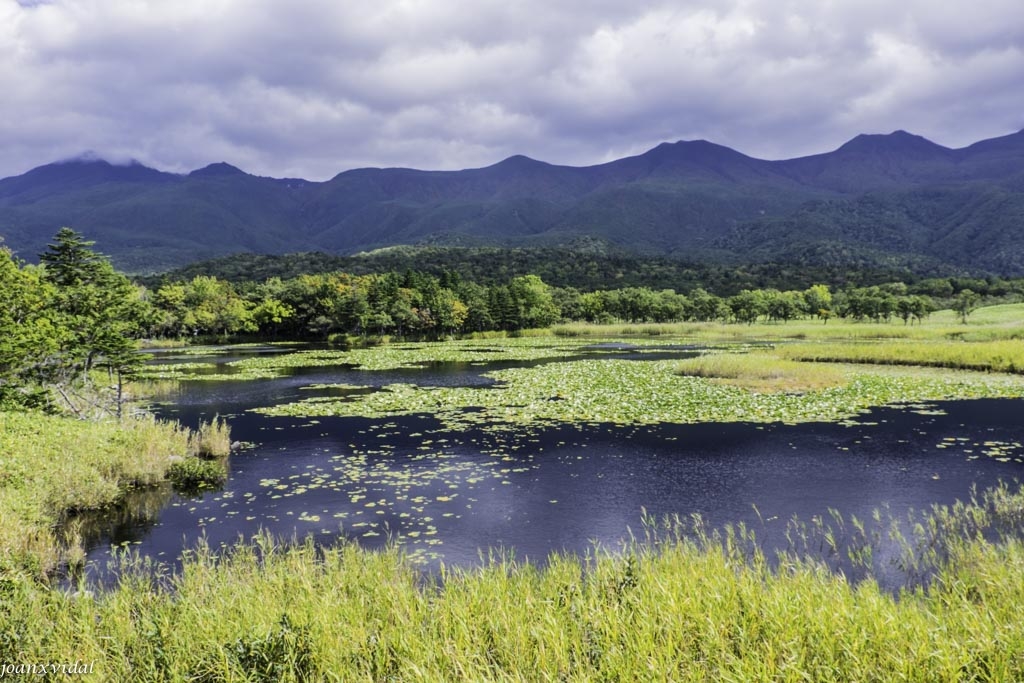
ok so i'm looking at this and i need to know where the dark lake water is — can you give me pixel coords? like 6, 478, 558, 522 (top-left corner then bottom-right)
75, 344, 1024, 586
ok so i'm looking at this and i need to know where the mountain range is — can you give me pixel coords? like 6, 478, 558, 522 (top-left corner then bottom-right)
1, 129, 1023, 274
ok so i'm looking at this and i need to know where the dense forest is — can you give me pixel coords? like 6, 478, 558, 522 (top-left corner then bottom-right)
143, 267, 989, 339
146, 246, 936, 293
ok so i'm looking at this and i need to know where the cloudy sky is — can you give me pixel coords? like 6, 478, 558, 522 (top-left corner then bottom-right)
2, 0, 1022, 180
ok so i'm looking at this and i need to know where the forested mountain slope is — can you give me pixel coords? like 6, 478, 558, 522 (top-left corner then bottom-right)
1, 129, 1022, 273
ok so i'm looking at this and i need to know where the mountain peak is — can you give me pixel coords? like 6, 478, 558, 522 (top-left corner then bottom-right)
189, 162, 247, 178
836, 130, 950, 157
489, 154, 546, 170
641, 138, 749, 161
19, 155, 171, 185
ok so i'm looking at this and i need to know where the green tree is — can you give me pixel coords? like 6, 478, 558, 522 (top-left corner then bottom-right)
803, 284, 833, 323
508, 275, 559, 329
39, 228, 148, 418
954, 289, 980, 324
180, 276, 256, 336
0, 248, 57, 410
686, 288, 722, 322
728, 290, 766, 325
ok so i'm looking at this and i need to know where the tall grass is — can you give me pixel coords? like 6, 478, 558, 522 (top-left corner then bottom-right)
192, 415, 233, 458
677, 353, 846, 392
4, 485, 1024, 680
0, 411, 227, 578
552, 302, 1024, 343
778, 339, 1024, 374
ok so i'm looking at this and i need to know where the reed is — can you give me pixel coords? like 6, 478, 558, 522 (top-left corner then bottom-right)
677, 352, 847, 392
191, 415, 233, 458
5, 486, 1024, 680
778, 339, 1024, 374
552, 302, 1024, 343
0, 410, 215, 578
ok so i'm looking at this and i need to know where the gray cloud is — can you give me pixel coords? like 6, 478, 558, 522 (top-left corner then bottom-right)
1, 0, 1022, 180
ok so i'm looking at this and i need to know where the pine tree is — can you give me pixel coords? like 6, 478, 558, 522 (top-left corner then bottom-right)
39, 228, 147, 418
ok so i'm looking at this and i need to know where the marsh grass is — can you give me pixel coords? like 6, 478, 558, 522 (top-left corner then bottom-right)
676, 352, 847, 392
191, 415, 233, 458
552, 302, 1024, 343
0, 411, 225, 578
125, 378, 184, 401
167, 456, 228, 494
778, 339, 1024, 374
5, 485, 1024, 680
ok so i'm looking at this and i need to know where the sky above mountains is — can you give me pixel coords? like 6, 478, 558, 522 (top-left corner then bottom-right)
2, 0, 1022, 181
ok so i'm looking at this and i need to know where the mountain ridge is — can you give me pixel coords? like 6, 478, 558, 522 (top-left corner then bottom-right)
1, 129, 1023, 274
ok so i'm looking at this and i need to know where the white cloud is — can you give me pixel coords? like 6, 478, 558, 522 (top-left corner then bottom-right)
0, 0, 1021, 179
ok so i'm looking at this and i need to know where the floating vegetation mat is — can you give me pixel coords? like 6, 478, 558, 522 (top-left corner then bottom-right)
137, 338, 679, 380
253, 357, 1024, 432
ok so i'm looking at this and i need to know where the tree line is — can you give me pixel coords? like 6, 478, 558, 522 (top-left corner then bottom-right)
0, 228, 1004, 414
147, 261, 975, 338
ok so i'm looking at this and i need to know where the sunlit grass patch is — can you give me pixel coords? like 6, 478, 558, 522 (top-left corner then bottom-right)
677, 352, 847, 393
0, 411, 227, 578
192, 415, 232, 458
778, 339, 1024, 374
552, 302, 1024, 343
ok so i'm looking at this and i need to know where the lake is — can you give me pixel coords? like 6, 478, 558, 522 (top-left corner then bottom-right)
74, 342, 1024, 586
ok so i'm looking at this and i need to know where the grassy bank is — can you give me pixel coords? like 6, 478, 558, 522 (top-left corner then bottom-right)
777, 339, 1024, 374
552, 302, 1024, 342
3, 484, 1024, 681
0, 412, 228, 578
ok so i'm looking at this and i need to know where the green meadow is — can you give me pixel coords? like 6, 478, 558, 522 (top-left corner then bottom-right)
553, 301, 1024, 342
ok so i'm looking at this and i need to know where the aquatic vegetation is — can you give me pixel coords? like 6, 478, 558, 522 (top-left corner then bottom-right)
167, 456, 228, 493
255, 356, 1024, 432
229, 338, 602, 373
136, 337, 659, 381
137, 364, 280, 381
191, 416, 233, 458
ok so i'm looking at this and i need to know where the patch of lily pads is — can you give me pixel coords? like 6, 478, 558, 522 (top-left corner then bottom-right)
171, 419, 563, 564
137, 338, 666, 381
252, 357, 1024, 431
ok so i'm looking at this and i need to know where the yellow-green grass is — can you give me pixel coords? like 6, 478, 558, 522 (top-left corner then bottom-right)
552, 302, 1024, 343
4, 503, 1024, 681
778, 339, 1024, 374
677, 352, 847, 392
0, 411, 220, 578
192, 415, 232, 458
